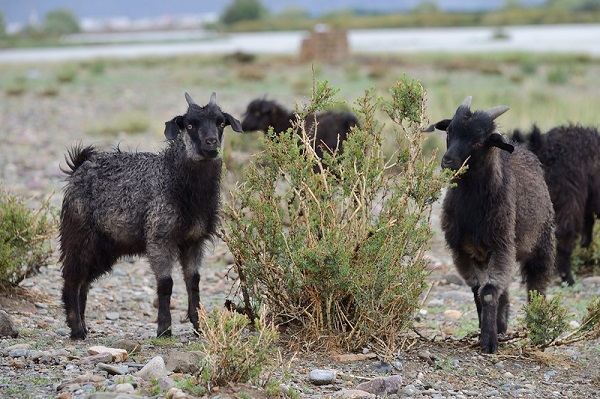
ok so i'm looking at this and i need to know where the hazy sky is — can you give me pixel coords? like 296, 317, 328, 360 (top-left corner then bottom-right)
0, 0, 545, 25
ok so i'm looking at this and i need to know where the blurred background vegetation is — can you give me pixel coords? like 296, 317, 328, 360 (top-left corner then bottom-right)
1, 0, 600, 47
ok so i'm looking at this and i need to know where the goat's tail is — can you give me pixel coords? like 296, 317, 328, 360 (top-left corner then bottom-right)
62, 144, 96, 176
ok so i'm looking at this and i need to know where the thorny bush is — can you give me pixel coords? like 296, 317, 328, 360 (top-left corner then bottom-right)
222, 77, 452, 358
0, 186, 55, 287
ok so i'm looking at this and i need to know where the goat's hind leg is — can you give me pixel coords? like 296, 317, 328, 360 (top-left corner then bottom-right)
524, 225, 555, 296
62, 260, 88, 340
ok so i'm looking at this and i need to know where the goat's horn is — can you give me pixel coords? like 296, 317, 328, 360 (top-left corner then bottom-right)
484, 105, 510, 120
209, 92, 217, 104
185, 92, 196, 106
461, 96, 472, 108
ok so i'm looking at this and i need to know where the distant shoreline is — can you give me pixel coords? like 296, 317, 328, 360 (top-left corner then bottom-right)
1, 24, 599, 63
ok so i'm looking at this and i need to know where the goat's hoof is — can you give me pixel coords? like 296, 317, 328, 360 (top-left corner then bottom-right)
70, 331, 87, 340
480, 339, 498, 354
157, 328, 172, 338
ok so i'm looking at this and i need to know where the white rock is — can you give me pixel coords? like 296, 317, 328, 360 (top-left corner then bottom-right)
137, 355, 168, 381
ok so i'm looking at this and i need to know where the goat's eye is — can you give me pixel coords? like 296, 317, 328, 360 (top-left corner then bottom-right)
474, 142, 483, 148
187, 124, 193, 130
220, 122, 226, 128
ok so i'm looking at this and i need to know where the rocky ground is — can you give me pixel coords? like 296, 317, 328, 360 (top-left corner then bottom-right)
1, 85, 599, 399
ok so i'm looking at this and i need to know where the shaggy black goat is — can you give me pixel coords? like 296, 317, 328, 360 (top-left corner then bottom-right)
512, 124, 600, 286
427, 96, 555, 354
241, 98, 358, 163
59, 92, 243, 340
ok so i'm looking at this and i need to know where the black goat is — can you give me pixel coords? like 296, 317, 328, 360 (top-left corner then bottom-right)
512, 124, 600, 285
428, 96, 555, 354
59, 92, 243, 339
241, 98, 358, 164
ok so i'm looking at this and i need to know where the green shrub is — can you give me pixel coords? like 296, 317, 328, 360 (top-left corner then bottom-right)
0, 188, 55, 287
547, 66, 569, 84
578, 297, 600, 339
520, 290, 569, 347
222, 77, 450, 357
55, 65, 78, 84
196, 307, 279, 388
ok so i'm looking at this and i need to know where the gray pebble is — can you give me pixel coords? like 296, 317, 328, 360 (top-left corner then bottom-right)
97, 362, 128, 375
308, 369, 336, 386
105, 312, 120, 321
8, 348, 29, 358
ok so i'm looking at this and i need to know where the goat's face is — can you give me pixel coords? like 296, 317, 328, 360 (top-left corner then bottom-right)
164, 93, 243, 161
241, 99, 282, 133
431, 96, 512, 171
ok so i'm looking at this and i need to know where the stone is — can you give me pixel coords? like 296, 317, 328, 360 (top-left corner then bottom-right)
165, 350, 202, 374
8, 348, 29, 358
332, 389, 376, 398
79, 352, 114, 365
355, 375, 402, 396
443, 309, 463, 320
137, 355, 168, 380
309, 369, 337, 385
88, 346, 128, 362
443, 273, 465, 286
114, 383, 136, 394
97, 362, 128, 375
0, 310, 18, 338
105, 312, 120, 320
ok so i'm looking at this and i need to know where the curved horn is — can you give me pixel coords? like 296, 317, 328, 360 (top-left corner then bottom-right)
185, 92, 196, 106
461, 96, 472, 108
484, 105, 510, 120
209, 92, 217, 105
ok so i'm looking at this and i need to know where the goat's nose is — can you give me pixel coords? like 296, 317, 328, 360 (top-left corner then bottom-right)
441, 155, 454, 169
205, 138, 218, 146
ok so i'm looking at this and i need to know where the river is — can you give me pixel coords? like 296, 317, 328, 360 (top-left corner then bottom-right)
1, 24, 599, 63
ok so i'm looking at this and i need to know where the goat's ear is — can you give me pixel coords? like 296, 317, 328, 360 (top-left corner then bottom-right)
423, 119, 452, 132
488, 133, 514, 153
224, 113, 243, 133
164, 116, 183, 140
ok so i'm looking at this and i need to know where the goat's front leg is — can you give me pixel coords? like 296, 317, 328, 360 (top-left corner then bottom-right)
148, 248, 175, 337
180, 244, 204, 335
479, 283, 501, 353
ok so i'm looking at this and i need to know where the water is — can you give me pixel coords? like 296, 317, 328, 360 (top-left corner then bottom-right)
0, 24, 599, 63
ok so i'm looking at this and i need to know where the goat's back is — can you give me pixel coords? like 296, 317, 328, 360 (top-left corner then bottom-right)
525, 125, 600, 226
61, 145, 222, 254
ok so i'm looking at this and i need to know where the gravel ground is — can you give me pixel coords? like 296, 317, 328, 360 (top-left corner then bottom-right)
1, 80, 599, 399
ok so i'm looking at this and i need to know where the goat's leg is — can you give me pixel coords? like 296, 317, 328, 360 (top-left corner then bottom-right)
581, 209, 595, 248
555, 230, 577, 286
148, 247, 175, 338
156, 276, 173, 337
523, 224, 557, 295
497, 290, 510, 334
78, 281, 91, 337
180, 244, 203, 335
471, 285, 482, 328
62, 261, 87, 340
479, 284, 501, 354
